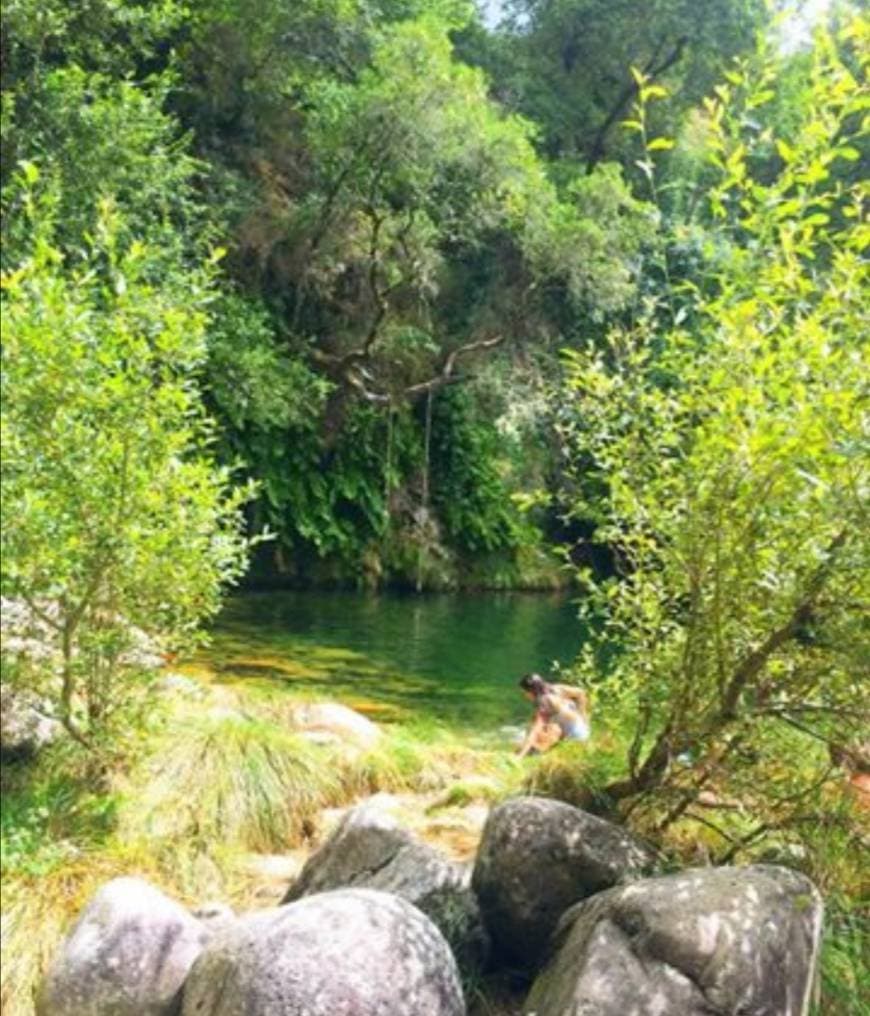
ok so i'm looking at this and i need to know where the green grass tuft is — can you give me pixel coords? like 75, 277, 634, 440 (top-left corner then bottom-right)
122, 712, 340, 852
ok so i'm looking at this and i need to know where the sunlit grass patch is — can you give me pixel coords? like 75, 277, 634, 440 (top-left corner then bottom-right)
427, 776, 506, 811
336, 722, 504, 797
518, 722, 630, 809
121, 712, 341, 852
2, 862, 105, 1015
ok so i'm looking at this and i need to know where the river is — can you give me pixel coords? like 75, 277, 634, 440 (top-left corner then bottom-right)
199, 590, 585, 737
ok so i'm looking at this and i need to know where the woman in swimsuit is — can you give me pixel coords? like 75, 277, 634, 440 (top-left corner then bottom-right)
516, 673, 591, 758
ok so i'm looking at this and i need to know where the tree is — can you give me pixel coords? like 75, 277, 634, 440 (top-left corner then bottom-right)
559, 16, 869, 859
0, 181, 250, 748
179, 7, 652, 578
197, 13, 650, 408
464, 0, 766, 171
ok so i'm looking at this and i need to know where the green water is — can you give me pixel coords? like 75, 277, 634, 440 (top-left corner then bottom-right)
201, 591, 585, 736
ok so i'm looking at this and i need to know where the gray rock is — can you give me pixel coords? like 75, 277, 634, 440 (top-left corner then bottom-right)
181, 887, 466, 1016
191, 900, 236, 933
525, 864, 824, 1016
37, 877, 209, 1016
292, 701, 383, 748
471, 796, 654, 969
281, 801, 489, 977
0, 684, 62, 759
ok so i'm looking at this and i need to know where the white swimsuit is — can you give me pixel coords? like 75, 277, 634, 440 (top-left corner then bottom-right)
539, 694, 590, 742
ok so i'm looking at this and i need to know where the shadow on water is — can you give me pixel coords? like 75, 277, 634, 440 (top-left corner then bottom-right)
197, 590, 586, 735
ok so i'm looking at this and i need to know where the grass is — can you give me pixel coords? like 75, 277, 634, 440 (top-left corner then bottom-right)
816, 900, 870, 1016
122, 713, 341, 851
0, 677, 518, 1014
2, 675, 867, 1015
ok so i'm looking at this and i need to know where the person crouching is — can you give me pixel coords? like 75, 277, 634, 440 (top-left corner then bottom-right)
516, 672, 590, 758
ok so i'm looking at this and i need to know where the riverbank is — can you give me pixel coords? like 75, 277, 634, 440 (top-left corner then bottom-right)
0, 668, 527, 1013
2, 664, 867, 1014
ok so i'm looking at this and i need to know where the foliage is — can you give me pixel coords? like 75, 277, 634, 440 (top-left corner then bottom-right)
431, 388, 527, 554
214, 12, 650, 391
559, 16, 869, 868
129, 713, 341, 851
0, 0, 185, 87
2, 67, 204, 274
817, 900, 870, 1016
206, 293, 331, 435
460, 0, 766, 170
0, 185, 250, 746
243, 404, 417, 575
167, 3, 654, 580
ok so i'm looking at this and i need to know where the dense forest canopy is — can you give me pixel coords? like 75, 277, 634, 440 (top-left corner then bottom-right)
1, 0, 866, 649
6, 0, 834, 592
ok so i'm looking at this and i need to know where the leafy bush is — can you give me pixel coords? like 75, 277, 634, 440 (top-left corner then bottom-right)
817, 900, 870, 1016
560, 19, 869, 865
1, 181, 250, 747
431, 388, 527, 554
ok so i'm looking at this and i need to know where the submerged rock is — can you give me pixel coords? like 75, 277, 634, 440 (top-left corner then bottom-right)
282, 801, 489, 977
525, 864, 824, 1016
37, 877, 209, 1016
471, 796, 654, 970
181, 888, 466, 1016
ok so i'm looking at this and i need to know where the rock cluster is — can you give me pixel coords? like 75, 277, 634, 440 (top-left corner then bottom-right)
38, 796, 825, 1016
282, 800, 489, 976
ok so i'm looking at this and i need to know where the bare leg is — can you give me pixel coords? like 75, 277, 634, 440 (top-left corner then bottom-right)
530, 721, 563, 755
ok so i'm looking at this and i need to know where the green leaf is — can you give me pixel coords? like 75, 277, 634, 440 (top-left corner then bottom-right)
775, 139, 794, 163
20, 161, 40, 185
640, 84, 667, 102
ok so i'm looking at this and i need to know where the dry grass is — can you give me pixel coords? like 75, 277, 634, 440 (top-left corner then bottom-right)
0, 680, 515, 1014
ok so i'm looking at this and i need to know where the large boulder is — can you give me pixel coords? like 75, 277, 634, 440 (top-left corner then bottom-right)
281, 801, 489, 976
471, 796, 654, 969
37, 877, 209, 1016
181, 888, 466, 1016
525, 864, 824, 1016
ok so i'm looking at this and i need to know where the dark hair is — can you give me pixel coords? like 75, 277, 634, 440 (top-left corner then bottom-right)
519, 673, 549, 697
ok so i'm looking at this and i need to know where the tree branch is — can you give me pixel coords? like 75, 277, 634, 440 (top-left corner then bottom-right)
404, 333, 506, 399
604, 531, 848, 805
585, 35, 689, 173
719, 530, 847, 719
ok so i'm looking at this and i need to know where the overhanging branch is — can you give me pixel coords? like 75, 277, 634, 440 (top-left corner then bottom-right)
586, 35, 689, 172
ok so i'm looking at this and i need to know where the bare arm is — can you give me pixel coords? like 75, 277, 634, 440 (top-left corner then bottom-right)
517, 712, 547, 758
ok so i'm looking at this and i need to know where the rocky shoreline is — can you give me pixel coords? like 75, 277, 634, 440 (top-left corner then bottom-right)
36, 795, 823, 1016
